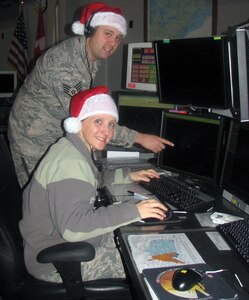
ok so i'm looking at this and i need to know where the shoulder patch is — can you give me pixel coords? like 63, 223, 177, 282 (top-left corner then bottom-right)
63, 81, 83, 97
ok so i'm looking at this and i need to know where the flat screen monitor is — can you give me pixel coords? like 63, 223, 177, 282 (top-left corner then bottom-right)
0, 71, 17, 98
229, 23, 249, 121
221, 120, 249, 214
125, 42, 157, 92
154, 36, 231, 109
118, 106, 163, 136
158, 112, 228, 184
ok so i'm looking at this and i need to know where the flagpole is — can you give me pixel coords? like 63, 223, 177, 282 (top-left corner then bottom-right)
52, 0, 59, 45
19, 0, 24, 14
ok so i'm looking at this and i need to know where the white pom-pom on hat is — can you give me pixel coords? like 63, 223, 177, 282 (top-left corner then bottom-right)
71, 21, 85, 36
63, 117, 81, 134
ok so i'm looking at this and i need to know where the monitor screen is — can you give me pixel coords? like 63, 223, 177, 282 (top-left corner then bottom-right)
158, 112, 227, 184
0, 71, 17, 98
154, 36, 231, 109
125, 42, 157, 92
229, 23, 249, 121
118, 106, 163, 136
221, 121, 249, 214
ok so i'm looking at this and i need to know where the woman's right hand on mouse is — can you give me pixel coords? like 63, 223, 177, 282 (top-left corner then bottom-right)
136, 199, 168, 220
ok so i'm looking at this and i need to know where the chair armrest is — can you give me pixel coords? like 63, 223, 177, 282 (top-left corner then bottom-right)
37, 241, 96, 298
36, 241, 132, 299
37, 241, 95, 263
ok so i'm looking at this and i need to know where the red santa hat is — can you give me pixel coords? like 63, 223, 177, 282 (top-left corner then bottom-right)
64, 86, 119, 134
72, 2, 127, 36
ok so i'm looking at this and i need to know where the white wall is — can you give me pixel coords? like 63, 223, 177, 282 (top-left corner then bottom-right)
216, 0, 249, 34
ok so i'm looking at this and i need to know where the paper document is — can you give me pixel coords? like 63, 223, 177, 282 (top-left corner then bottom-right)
128, 233, 205, 273
107, 151, 139, 158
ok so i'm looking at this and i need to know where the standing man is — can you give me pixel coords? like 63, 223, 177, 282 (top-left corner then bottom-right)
8, 2, 173, 188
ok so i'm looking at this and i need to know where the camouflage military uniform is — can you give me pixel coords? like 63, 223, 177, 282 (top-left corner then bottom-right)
8, 36, 137, 188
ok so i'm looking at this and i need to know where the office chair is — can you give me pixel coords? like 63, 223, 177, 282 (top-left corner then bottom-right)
0, 134, 133, 300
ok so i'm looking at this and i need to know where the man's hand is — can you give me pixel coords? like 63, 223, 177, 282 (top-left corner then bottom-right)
135, 133, 174, 153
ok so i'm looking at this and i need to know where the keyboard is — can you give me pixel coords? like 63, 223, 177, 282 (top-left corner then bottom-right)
216, 219, 249, 267
139, 175, 215, 212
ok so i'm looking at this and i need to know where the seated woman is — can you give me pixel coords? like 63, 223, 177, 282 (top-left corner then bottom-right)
19, 86, 168, 282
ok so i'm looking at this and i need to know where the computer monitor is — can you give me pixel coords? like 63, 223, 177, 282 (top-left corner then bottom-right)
228, 23, 249, 121
154, 36, 231, 109
158, 112, 228, 184
125, 42, 157, 92
118, 106, 164, 137
0, 71, 17, 98
221, 120, 249, 214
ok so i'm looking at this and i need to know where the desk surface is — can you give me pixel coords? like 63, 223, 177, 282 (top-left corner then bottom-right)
117, 226, 249, 300
112, 181, 249, 300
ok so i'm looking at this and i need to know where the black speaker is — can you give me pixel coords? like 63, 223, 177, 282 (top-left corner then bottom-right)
118, 106, 164, 136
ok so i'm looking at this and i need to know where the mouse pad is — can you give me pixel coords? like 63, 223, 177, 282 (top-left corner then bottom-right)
143, 263, 238, 300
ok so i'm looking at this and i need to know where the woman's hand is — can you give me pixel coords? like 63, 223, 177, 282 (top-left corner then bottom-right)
130, 169, 160, 182
136, 199, 168, 221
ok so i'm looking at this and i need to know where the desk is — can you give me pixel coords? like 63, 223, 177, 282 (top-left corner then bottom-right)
117, 228, 249, 300
114, 187, 249, 300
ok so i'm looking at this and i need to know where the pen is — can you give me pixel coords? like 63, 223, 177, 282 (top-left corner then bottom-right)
127, 190, 149, 200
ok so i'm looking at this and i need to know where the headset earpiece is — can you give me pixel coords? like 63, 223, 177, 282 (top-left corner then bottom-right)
84, 25, 95, 38
84, 5, 103, 38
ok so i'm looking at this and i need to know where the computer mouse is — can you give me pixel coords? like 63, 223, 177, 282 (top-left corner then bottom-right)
172, 268, 203, 291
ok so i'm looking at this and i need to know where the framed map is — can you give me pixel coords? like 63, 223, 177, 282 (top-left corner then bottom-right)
144, 0, 217, 41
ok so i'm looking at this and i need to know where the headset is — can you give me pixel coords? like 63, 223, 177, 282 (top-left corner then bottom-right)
84, 6, 104, 38
84, 14, 95, 37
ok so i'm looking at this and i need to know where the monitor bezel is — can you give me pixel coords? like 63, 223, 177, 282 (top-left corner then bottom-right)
221, 120, 249, 214
154, 36, 231, 109
157, 112, 228, 184
0, 71, 17, 98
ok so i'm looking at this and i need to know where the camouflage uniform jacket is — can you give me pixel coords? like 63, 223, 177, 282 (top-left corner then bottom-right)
19, 133, 141, 279
8, 36, 137, 186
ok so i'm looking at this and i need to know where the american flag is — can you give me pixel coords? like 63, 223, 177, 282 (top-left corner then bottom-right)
8, 10, 29, 81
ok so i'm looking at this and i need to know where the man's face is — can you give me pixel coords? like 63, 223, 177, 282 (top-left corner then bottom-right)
81, 114, 116, 151
87, 25, 124, 61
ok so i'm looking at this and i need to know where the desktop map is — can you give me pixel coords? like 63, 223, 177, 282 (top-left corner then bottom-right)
128, 233, 205, 274
147, 0, 213, 41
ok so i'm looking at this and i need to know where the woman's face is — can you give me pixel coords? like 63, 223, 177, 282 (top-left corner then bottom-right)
80, 114, 116, 151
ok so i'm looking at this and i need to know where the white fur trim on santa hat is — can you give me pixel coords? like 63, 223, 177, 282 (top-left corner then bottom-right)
78, 93, 119, 122
91, 12, 127, 36
72, 11, 127, 36
64, 117, 81, 134
64, 93, 118, 134
71, 21, 85, 35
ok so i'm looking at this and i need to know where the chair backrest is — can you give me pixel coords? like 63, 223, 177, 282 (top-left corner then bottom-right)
0, 134, 28, 293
